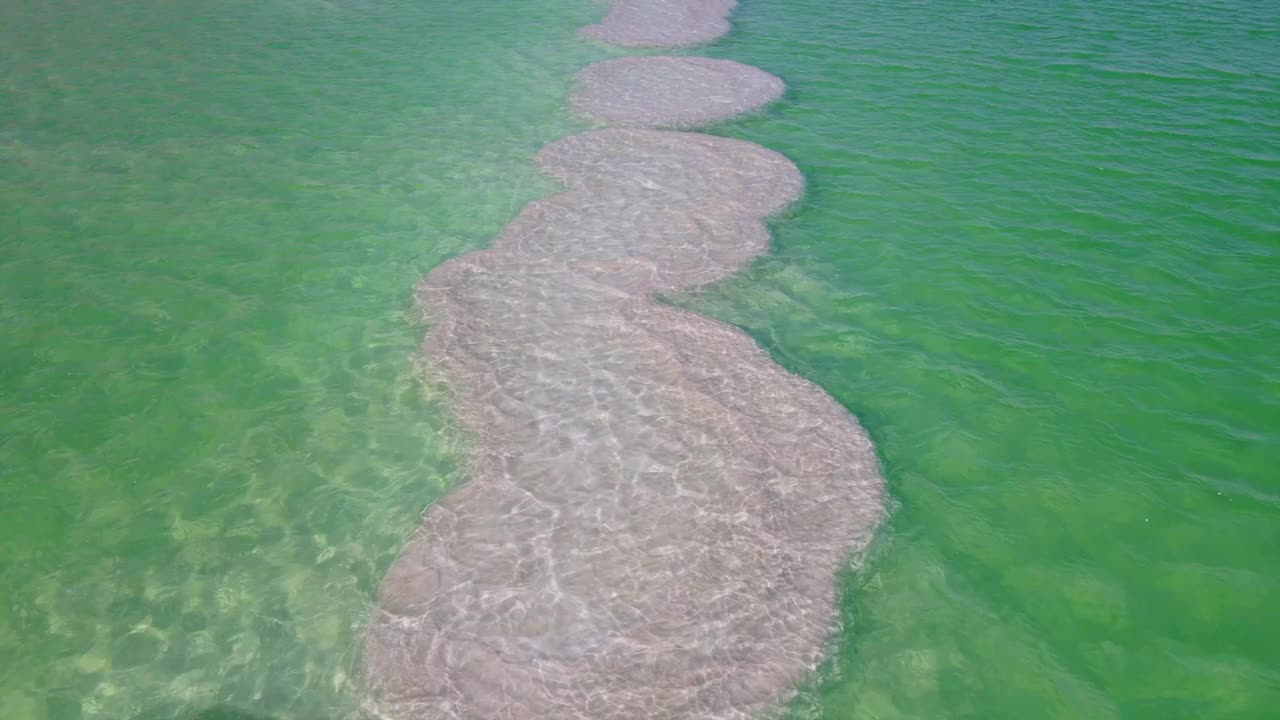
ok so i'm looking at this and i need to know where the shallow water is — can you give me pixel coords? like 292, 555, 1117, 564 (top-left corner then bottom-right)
3, 0, 1279, 719
1, 1, 609, 717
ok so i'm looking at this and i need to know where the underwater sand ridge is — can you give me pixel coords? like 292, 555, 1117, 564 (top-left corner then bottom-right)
364, 2, 886, 718
571, 56, 785, 128
582, 0, 739, 48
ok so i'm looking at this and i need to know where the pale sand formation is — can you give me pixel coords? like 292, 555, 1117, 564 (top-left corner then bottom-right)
582, 0, 738, 48
572, 57, 784, 128
363, 3, 886, 720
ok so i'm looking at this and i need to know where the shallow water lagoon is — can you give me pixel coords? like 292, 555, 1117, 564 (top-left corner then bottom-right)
3, 0, 1279, 719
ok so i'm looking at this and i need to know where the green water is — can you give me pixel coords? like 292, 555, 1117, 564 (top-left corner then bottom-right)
2, 0, 1277, 718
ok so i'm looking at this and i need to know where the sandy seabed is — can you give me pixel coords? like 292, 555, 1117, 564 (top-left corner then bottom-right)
363, 3, 886, 718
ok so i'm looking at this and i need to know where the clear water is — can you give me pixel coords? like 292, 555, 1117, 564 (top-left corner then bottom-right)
2, 1, 1278, 719
1, 1, 610, 717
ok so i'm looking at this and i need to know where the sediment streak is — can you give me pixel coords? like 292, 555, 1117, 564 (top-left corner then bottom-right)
364, 3, 885, 718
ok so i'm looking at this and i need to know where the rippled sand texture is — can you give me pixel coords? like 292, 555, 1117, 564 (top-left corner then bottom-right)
572, 57, 785, 128
364, 3, 886, 719
582, 0, 738, 48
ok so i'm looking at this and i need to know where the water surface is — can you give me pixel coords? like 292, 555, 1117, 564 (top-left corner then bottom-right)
2, 0, 1278, 719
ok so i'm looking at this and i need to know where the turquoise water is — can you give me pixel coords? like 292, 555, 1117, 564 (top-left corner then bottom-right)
2, 0, 1278, 719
